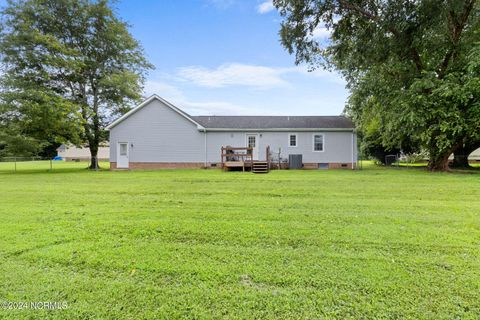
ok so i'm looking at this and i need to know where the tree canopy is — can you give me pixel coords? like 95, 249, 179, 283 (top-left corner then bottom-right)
0, 0, 153, 168
275, 0, 480, 170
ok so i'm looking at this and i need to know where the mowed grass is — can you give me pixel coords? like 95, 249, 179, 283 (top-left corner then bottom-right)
0, 160, 110, 173
0, 162, 479, 319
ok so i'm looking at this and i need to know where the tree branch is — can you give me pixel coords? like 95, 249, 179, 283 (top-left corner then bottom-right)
336, 0, 423, 72
438, 0, 476, 78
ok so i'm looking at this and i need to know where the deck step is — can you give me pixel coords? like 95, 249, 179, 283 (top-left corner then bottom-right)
252, 161, 270, 174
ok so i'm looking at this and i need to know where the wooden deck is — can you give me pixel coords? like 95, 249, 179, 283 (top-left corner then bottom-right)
221, 146, 271, 173
224, 161, 252, 168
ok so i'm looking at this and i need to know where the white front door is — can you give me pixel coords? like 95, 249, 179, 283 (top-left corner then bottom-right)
117, 142, 129, 168
246, 134, 259, 160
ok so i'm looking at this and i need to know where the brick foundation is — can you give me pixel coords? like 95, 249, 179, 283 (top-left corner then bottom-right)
328, 163, 354, 169
110, 162, 206, 170
303, 162, 354, 169
110, 161, 356, 170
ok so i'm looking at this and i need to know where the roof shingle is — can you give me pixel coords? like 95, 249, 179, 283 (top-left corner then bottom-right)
192, 116, 354, 129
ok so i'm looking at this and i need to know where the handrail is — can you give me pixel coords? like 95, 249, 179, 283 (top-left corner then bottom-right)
222, 147, 253, 151
266, 145, 270, 170
221, 154, 253, 157
221, 146, 271, 172
221, 146, 254, 171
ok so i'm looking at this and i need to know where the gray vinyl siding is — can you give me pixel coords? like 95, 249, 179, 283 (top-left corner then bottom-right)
205, 131, 357, 164
261, 131, 356, 163
205, 132, 245, 163
109, 99, 205, 163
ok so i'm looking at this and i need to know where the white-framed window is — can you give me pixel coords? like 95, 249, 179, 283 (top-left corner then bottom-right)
248, 135, 256, 148
313, 134, 324, 152
119, 143, 128, 156
288, 134, 297, 147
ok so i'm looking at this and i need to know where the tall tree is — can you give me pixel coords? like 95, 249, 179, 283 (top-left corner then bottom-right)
0, 85, 83, 157
0, 0, 152, 168
275, 0, 480, 171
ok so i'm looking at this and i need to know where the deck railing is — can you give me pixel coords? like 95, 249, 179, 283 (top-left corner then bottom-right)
266, 145, 271, 168
221, 146, 273, 171
221, 147, 253, 171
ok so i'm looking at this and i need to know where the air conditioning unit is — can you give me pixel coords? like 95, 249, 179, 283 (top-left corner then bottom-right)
288, 154, 302, 169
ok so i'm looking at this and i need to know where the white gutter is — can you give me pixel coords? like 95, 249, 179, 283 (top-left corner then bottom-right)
197, 128, 355, 132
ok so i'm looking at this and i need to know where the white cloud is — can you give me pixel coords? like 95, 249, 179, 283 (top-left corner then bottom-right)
176, 63, 344, 89
311, 26, 331, 40
142, 63, 346, 115
181, 101, 267, 115
144, 81, 184, 101
177, 63, 290, 89
310, 16, 340, 40
143, 80, 262, 115
256, 1, 274, 14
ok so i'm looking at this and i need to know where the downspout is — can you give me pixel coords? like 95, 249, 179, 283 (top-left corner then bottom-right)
351, 130, 355, 170
204, 129, 208, 168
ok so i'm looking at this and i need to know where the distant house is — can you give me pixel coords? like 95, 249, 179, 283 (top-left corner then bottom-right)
106, 95, 357, 170
468, 148, 480, 162
56, 144, 109, 161
448, 148, 480, 163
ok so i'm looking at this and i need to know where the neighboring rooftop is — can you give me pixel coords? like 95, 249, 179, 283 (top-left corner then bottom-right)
192, 116, 354, 129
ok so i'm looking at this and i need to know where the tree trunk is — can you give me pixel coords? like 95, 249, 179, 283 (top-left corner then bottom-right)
427, 137, 468, 171
428, 148, 453, 172
89, 147, 99, 170
428, 155, 450, 171
452, 142, 479, 168
87, 84, 101, 170
452, 147, 471, 168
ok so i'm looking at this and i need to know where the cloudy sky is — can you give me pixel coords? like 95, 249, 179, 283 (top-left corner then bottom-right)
2, 0, 349, 115
114, 0, 349, 115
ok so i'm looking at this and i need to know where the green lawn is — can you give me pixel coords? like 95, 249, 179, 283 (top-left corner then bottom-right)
0, 160, 110, 173
0, 163, 479, 319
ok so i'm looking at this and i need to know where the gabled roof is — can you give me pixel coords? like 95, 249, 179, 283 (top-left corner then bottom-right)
193, 116, 354, 130
106, 94, 205, 130
106, 95, 354, 131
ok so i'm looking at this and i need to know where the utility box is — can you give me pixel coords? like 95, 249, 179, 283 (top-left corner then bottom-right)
288, 154, 303, 169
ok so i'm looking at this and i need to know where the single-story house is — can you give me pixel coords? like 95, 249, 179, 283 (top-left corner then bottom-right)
106, 95, 358, 170
56, 144, 109, 162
